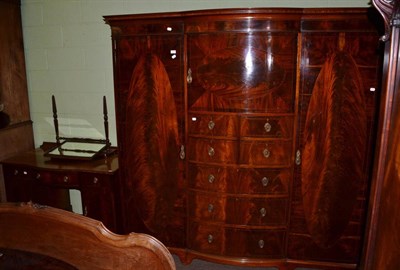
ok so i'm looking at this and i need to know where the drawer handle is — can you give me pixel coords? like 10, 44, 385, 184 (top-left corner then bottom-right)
14, 170, 18, 175
208, 120, 215, 130
208, 204, 214, 213
63, 176, 69, 183
208, 146, 215, 157
264, 121, 272, 133
179, 145, 185, 160
207, 234, 213, 244
295, 149, 301, 165
258, 239, 265, 249
187, 68, 193, 84
84, 206, 88, 216
36, 173, 41, 179
208, 174, 215, 183
260, 207, 267, 217
93, 177, 98, 184
263, 148, 270, 158
261, 177, 269, 187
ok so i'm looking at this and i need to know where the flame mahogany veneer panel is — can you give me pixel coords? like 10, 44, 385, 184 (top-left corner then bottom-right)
105, 8, 382, 269
288, 26, 381, 263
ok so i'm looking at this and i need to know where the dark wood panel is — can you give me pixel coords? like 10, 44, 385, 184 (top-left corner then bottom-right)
188, 113, 238, 137
0, 0, 30, 124
188, 191, 288, 226
240, 115, 294, 138
123, 52, 185, 245
106, 8, 382, 269
289, 22, 381, 263
187, 221, 286, 258
239, 140, 292, 167
187, 32, 297, 113
0, 0, 34, 202
188, 137, 238, 164
188, 164, 291, 195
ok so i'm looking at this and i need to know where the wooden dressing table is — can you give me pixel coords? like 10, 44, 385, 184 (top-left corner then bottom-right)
1, 142, 120, 232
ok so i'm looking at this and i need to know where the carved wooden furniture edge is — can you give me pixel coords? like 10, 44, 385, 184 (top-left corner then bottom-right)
373, 0, 400, 41
0, 202, 176, 270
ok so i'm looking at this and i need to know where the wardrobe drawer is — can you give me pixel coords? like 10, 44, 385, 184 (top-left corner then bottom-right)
188, 191, 288, 226
188, 221, 286, 258
188, 138, 238, 164
188, 222, 224, 255
240, 115, 293, 138
237, 168, 291, 195
188, 164, 238, 193
239, 140, 292, 166
188, 113, 238, 137
188, 164, 290, 195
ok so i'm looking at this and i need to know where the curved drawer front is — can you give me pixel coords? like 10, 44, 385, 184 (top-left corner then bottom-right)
239, 140, 292, 166
188, 191, 288, 225
188, 138, 238, 164
189, 113, 238, 137
188, 164, 290, 195
188, 164, 238, 193
240, 115, 294, 138
188, 221, 286, 258
237, 168, 290, 195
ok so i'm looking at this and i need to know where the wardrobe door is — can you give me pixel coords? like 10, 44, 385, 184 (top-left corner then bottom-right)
108, 21, 186, 247
288, 11, 382, 263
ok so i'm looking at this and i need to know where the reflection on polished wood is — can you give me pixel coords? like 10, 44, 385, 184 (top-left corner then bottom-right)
105, 7, 383, 270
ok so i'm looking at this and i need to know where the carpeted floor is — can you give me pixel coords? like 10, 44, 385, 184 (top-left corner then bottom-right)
173, 255, 314, 270
173, 256, 275, 270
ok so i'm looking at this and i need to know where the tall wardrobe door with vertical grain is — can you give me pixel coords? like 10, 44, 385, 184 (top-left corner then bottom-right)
126, 52, 179, 240
103, 21, 186, 248
288, 10, 382, 263
302, 51, 366, 248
